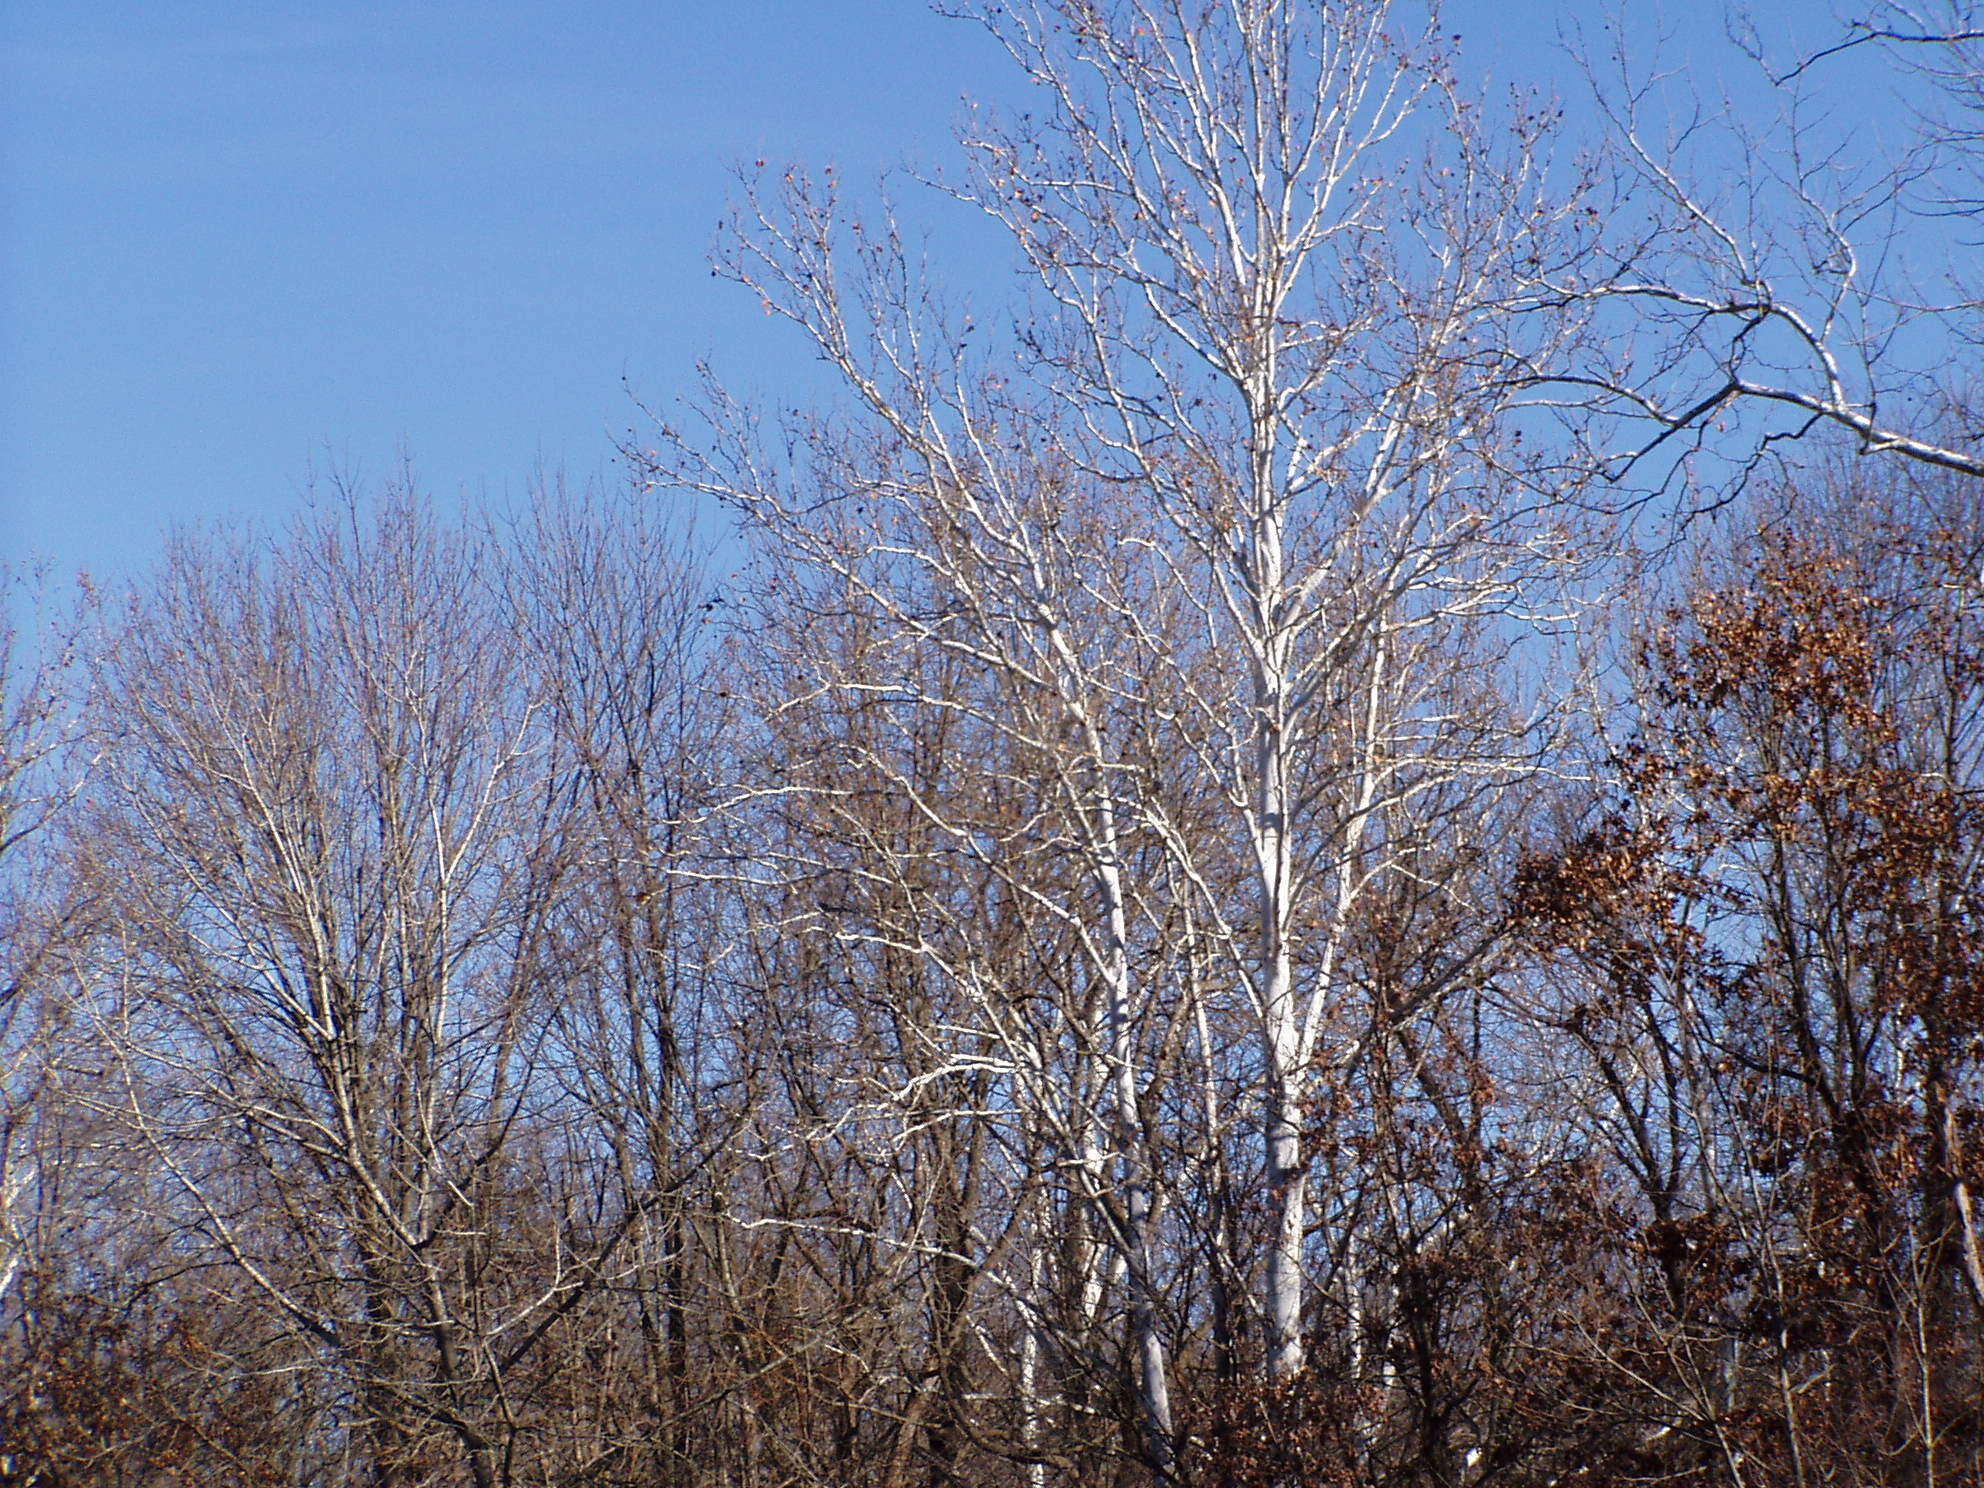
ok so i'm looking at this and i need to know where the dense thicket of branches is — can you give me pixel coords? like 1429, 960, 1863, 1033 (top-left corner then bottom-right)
7, 456, 1978, 1488
6, 3, 1984, 1485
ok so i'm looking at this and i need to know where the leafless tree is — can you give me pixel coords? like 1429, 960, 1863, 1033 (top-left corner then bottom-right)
500, 482, 741, 1486
0, 578, 76, 1313
646, 16, 1598, 1469
66, 488, 629, 1488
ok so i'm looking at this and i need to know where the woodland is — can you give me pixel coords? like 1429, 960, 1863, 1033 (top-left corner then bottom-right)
5, 2, 1984, 1484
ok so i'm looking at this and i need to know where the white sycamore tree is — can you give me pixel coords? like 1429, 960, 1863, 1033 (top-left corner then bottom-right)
645, 0, 1600, 1471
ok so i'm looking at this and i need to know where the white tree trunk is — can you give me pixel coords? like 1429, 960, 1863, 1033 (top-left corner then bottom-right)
1097, 802, 1177, 1476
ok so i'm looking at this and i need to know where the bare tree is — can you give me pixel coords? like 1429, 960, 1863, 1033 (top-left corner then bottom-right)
0, 579, 75, 1314
69, 488, 614, 1488
659, 428, 1210, 1478
501, 482, 739, 1487
647, 10, 1597, 1450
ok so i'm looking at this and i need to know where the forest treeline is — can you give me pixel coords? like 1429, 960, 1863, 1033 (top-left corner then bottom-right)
5, 3, 1984, 1485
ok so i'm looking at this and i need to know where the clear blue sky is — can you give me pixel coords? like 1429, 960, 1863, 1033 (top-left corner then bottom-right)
0, 0, 1844, 594
2, 1, 1024, 587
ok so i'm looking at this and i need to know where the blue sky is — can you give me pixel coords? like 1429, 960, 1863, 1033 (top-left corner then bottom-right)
2, 1, 1022, 587
1, 0, 1840, 595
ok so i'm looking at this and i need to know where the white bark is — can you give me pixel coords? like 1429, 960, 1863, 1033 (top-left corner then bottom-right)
650, 0, 1590, 1409
943, 0, 1588, 1381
